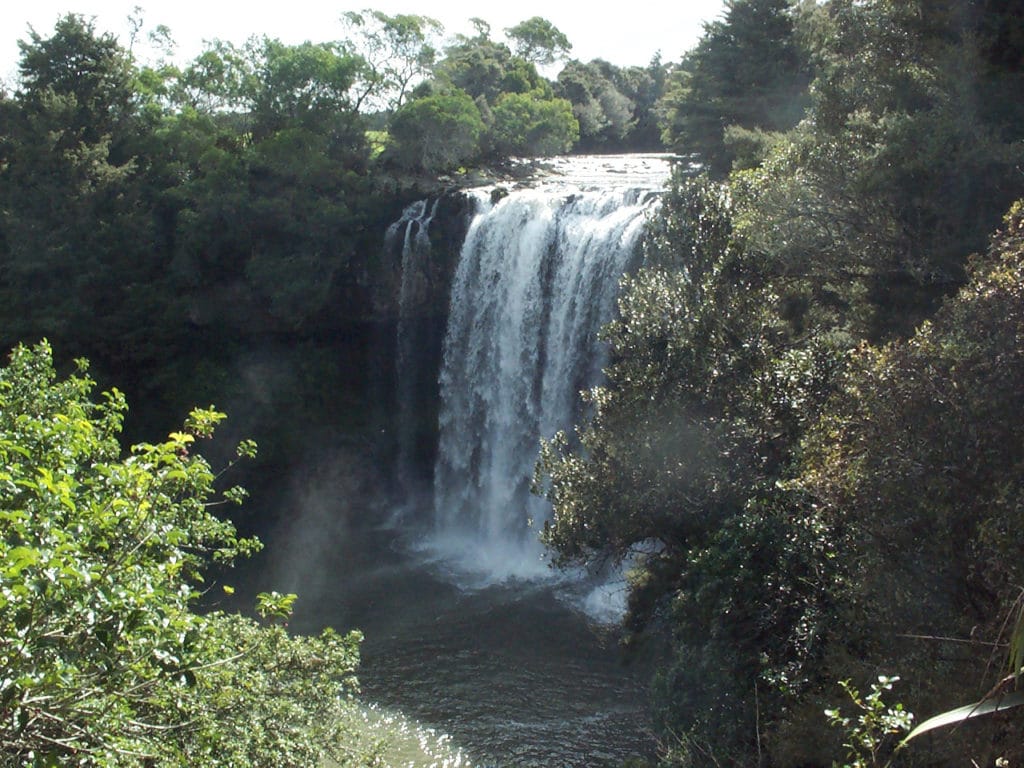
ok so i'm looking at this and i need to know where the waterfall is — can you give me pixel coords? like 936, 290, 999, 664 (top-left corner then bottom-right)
427, 159, 669, 581
390, 199, 440, 503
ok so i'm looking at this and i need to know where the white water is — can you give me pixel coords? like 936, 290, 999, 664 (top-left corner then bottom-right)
427, 156, 670, 582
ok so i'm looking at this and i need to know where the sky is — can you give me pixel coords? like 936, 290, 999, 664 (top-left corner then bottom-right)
1, 0, 727, 83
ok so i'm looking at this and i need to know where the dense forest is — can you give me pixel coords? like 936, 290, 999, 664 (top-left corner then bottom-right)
1, 0, 1024, 765
539, 1, 1024, 765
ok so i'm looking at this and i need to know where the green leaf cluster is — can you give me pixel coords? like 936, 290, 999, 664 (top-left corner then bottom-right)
0, 341, 377, 766
825, 676, 914, 768
387, 89, 485, 173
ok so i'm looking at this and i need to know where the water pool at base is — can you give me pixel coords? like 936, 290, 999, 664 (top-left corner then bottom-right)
277, 520, 656, 768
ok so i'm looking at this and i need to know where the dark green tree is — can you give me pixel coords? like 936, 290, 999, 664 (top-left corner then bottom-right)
554, 56, 668, 152
788, 200, 1024, 765
734, 0, 1024, 340
15, 13, 135, 144
432, 22, 551, 109
387, 88, 485, 172
170, 40, 253, 113
555, 60, 636, 150
657, 0, 811, 175
537, 175, 847, 761
434, 32, 515, 105
244, 37, 363, 140
146, 36, 374, 333
0, 15, 165, 367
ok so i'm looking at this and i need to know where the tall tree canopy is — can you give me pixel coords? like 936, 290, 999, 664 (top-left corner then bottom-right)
505, 16, 572, 65
657, 0, 811, 175
341, 9, 443, 111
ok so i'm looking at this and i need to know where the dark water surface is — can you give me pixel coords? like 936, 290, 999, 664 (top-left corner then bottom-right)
272, 518, 656, 767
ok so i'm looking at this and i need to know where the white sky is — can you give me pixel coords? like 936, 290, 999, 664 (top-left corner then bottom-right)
1, 1, 727, 84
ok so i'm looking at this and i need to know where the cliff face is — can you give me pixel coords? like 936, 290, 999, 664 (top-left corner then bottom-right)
368, 191, 476, 324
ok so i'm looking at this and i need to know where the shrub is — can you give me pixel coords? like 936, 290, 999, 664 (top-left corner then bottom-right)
0, 341, 378, 766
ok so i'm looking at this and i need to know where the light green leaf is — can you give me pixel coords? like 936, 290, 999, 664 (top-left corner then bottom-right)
6, 546, 41, 576
902, 691, 1024, 745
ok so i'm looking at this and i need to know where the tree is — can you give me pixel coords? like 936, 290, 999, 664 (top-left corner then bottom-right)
0, 341, 378, 765
555, 60, 636, 149
15, 13, 135, 146
435, 33, 515, 105
0, 15, 163, 366
341, 10, 443, 112
538, 174, 791, 584
245, 37, 362, 140
657, 0, 811, 175
617, 55, 671, 150
489, 89, 578, 156
505, 17, 572, 65
150, 36, 374, 332
536, 174, 848, 762
171, 40, 254, 114
387, 88, 484, 172
733, 0, 1024, 340
788, 200, 1024, 764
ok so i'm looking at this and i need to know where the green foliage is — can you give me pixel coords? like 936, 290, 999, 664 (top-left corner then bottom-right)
255, 590, 299, 622
657, 0, 811, 175
538, 140, 1024, 767
786, 200, 1024, 762
434, 34, 516, 105
16, 14, 136, 144
0, 16, 379, 379
539, 175, 753, 566
734, 0, 1024, 340
171, 41, 253, 113
430, 21, 554, 124
0, 14, 163, 365
537, 174, 849, 763
341, 10, 443, 112
649, 493, 844, 761
0, 341, 377, 766
246, 38, 361, 139
504, 17, 572, 65
825, 676, 914, 768
566, 54, 673, 153
489, 90, 579, 156
150, 35, 375, 332
179, 613, 374, 767
387, 88, 485, 172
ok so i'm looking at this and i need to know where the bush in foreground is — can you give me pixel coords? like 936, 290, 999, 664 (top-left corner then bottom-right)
0, 341, 379, 766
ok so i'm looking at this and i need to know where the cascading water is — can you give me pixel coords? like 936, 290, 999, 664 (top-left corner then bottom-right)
265, 157, 675, 768
389, 199, 440, 502
427, 157, 670, 581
